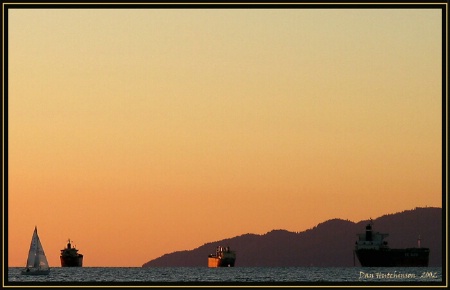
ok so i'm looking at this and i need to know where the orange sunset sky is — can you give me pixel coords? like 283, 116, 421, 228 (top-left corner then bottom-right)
5, 6, 444, 267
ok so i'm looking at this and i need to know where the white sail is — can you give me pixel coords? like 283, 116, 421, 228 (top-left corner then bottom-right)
25, 227, 38, 268
34, 230, 49, 269
22, 226, 49, 274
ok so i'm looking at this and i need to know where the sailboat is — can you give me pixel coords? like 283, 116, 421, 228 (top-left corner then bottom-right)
21, 226, 50, 275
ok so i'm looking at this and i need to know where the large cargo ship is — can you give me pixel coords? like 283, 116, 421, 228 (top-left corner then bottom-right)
60, 239, 83, 267
208, 246, 236, 267
354, 222, 429, 267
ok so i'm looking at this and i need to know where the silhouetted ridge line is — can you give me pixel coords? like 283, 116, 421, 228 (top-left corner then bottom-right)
142, 207, 442, 267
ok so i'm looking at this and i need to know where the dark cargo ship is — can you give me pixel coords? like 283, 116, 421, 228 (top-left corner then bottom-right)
60, 239, 83, 267
208, 246, 236, 267
354, 222, 429, 267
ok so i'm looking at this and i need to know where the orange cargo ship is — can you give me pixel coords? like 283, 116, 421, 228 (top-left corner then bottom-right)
208, 246, 236, 267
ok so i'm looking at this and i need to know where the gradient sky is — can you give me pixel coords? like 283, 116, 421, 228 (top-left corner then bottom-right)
6, 7, 443, 267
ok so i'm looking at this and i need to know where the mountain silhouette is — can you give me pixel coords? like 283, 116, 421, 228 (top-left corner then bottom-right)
142, 207, 443, 267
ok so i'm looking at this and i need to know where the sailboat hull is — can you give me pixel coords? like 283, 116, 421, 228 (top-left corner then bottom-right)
21, 268, 50, 275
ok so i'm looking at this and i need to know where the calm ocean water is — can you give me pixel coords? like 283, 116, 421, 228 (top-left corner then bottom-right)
6, 267, 443, 286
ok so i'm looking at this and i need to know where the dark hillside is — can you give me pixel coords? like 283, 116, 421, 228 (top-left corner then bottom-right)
142, 207, 443, 267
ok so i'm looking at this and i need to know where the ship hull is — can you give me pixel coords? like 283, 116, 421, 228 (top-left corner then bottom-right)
208, 257, 235, 267
60, 255, 83, 267
355, 248, 429, 267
